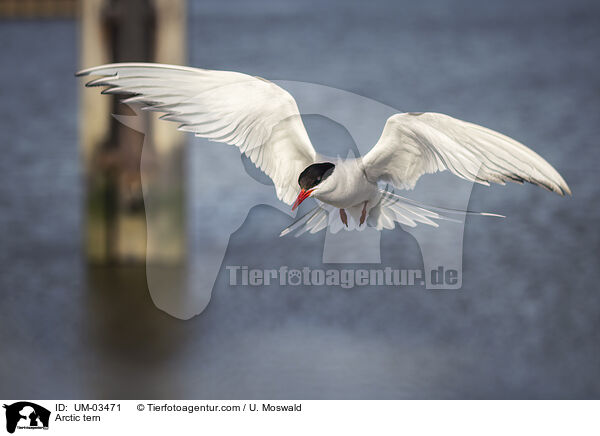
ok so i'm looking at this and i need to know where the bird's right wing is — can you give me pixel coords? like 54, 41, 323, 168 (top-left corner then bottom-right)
77, 63, 317, 205
362, 112, 571, 196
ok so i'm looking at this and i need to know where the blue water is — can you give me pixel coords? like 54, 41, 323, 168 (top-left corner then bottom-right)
0, 0, 599, 398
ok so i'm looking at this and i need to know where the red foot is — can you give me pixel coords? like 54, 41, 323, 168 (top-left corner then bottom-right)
339, 208, 348, 227
360, 202, 368, 226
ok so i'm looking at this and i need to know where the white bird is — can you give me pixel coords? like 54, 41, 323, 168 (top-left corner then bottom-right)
77, 63, 571, 236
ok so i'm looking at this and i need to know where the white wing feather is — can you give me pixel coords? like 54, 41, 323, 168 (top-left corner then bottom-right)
363, 112, 571, 196
76, 63, 317, 205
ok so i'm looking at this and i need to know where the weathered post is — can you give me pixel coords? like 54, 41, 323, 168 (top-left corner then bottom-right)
79, 0, 187, 264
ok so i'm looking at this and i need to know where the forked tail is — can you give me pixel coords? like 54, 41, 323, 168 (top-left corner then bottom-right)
280, 187, 504, 237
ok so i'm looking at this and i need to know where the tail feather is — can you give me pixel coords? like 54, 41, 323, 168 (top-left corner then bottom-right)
382, 190, 505, 218
279, 188, 504, 237
279, 204, 330, 237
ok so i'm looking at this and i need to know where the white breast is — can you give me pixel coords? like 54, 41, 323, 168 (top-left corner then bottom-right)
313, 158, 379, 209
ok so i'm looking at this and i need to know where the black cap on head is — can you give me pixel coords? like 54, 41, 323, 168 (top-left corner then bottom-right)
298, 162, 335, 190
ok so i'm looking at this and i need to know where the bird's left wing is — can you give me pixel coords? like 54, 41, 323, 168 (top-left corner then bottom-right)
77, 63, 317, 205
362, 112, 571, 196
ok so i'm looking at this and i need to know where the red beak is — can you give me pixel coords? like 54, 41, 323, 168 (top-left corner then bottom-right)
292, 188, 314, 211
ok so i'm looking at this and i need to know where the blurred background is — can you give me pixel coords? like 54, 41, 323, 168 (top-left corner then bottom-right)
0, 0, 599, 399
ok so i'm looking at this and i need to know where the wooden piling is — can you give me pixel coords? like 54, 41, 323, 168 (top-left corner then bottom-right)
79, 0, 187, 264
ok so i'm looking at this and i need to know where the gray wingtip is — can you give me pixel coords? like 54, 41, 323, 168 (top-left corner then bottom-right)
75, 66, 97, 77
76, 62, 203, 79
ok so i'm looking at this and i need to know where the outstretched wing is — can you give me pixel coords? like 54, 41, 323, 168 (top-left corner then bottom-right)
362, 112, 571, 196
77, 63, 317, 205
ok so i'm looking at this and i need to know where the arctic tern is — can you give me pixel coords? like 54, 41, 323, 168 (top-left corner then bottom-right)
77, 63, 570, 236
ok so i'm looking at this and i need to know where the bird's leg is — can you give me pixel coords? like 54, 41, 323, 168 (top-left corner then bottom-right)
339, 208, 348, 227
360, 201, 368, 226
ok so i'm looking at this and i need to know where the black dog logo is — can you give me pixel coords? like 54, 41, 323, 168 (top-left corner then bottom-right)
3, 402, 50, 434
